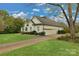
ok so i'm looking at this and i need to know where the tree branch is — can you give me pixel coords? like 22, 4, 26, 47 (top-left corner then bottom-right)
73, 3, 79, 24
47, 3, 70, 26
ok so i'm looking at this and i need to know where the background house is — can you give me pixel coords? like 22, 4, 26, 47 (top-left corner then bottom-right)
21, 16, 63, 35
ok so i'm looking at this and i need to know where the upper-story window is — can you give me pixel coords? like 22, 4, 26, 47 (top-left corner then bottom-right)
27, 24, 29, 26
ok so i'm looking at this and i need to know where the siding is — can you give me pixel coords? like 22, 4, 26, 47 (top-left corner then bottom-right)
34, 25, 43, 33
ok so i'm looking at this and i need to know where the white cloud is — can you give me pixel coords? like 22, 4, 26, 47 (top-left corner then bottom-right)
49, 15, 66, 23
61, 5, 64, 8
55, 16, 66, 22
33, 9, 40, 12
40, 15, 44, 17
44, 8, 52, 13
36, 3, 45, 6
76, 18, 79, 22
12, 11, 28, 19
45, 8, 51, 11
12, 14, 17, 18
59, 12, 64, 18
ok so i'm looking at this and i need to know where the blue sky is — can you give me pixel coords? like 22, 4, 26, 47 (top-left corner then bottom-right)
0, 3, 48, 18
0, 3, 78, 22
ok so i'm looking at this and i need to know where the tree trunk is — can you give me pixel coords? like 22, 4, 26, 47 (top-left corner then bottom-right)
68, 4, 76, 40
69, 21, 75, 40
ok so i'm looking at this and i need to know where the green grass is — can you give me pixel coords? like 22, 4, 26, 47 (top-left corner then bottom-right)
1, 40, 79, 56
0, 34, 35, 44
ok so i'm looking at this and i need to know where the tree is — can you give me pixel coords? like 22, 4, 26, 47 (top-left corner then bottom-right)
14, 18, 24, 33
0, 10, 9, 33
3, 16, 25, 33
0, 19, 5, 32
48, 3, 79, 40
4, 16, 16, 33
0, 10, 9, 20
0, 10, 24, 33
0, 10, 9, 16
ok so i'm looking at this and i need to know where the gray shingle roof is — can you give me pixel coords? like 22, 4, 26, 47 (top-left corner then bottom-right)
32, 16, 63, 27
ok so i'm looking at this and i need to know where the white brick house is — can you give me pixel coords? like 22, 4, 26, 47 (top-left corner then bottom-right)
21, 16, 63, 35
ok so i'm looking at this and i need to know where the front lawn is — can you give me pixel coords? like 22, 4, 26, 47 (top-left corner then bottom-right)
1, 40, 79, 56
0, 33, 36, 44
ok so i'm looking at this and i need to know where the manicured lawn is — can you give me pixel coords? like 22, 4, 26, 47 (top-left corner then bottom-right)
0, 34, 36, 44
1, 40, 79, 56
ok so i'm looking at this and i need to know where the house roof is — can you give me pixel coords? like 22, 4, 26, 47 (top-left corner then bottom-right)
32, 16, 63, 27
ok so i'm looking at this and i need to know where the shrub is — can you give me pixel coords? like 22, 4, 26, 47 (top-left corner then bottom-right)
57, 35, 79, 43
31, 31, 45, 36
21, 31, 37, 35
57, 36, 70, 41
38, 32, 45, 36
73, 37, 79, 43
57, 30, 66, 34
0, 31, 5, 34
31, 31, 37, 35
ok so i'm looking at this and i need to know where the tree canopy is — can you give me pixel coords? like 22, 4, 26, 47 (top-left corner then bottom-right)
0, 10, 25, 33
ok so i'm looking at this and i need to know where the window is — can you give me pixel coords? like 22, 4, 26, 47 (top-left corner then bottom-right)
30, 27, 32, 31
27, 24, 29, 26
37, 26, 39, 31
25, 27, 27, 31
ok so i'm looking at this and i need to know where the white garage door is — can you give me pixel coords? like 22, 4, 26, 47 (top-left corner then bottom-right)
44, 30, 58, 35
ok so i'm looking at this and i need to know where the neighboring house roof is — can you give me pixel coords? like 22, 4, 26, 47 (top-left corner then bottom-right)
31, 16, 63, 27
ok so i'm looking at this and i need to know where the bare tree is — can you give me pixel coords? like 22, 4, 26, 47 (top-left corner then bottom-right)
48, 3, 79, 40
